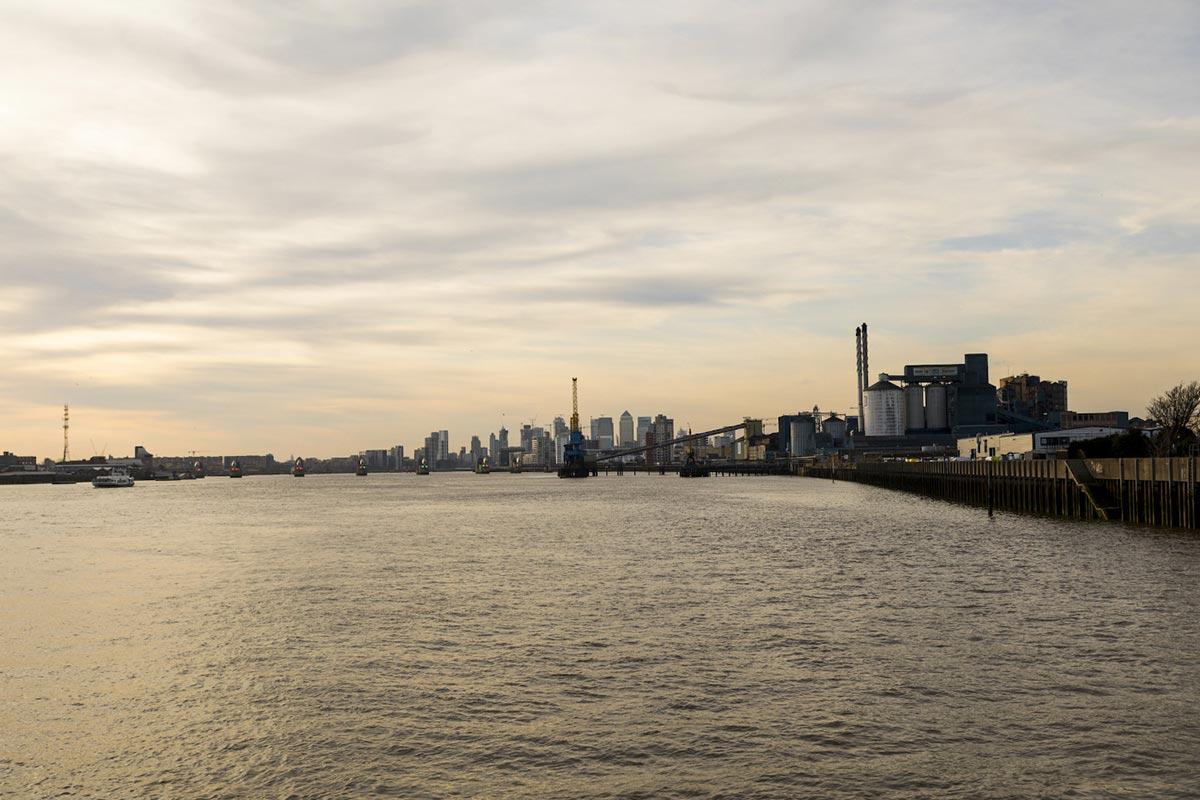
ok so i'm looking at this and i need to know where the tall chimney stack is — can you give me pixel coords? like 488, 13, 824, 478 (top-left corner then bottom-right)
860, 323, 869, 433
861, 322, 869, 392
855, 326, 864, 434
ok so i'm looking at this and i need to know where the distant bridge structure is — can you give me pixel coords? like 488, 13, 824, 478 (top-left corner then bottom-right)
593, 420, 757, 463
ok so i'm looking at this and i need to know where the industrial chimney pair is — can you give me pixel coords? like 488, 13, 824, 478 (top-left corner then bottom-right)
855, 323, 868, 434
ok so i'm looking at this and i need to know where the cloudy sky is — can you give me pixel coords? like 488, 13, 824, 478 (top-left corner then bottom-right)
2, 1, 1198, 459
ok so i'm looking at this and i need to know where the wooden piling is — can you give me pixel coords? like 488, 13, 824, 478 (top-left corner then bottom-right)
798, 456, 1198, 530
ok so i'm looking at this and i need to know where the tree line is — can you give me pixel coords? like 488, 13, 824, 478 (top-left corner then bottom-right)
1147, 381, 1200, 456
1068, 381, 1199, 458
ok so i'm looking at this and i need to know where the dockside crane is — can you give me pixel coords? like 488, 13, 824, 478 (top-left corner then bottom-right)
558, 377, 590, 478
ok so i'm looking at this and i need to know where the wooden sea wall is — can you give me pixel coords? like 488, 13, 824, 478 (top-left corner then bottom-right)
802, 458, 1200, 529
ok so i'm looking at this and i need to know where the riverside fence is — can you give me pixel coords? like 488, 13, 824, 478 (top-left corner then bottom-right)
802, 457, 1200, 530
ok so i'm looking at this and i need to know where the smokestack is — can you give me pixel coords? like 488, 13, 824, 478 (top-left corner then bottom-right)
860, 323, 869, 433
861, 322, 869, 392
855, 326, 864, 434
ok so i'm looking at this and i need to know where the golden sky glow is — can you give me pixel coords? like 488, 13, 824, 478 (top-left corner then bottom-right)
1, 1, 1198, 458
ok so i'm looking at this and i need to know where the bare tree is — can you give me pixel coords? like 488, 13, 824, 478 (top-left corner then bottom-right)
1146, 381, 1200, 455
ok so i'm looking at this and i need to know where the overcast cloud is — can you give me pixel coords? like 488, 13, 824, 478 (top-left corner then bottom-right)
2, 1, 1198, 457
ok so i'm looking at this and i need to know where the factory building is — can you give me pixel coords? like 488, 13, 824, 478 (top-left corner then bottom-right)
775, 412, 847, 456
864, 377, 905, 436
854, 324, 1000, 442
821, 415, 848, 446
1053, 410, 1129, 430
998, 374, 1068, 422
897, 355, 997, 433
776, 414, 817, 456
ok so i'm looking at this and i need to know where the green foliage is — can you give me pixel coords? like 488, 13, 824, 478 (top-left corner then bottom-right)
1146, 381, 1200, 456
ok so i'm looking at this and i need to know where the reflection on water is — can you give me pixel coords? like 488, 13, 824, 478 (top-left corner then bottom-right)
3, 473, 1199, 798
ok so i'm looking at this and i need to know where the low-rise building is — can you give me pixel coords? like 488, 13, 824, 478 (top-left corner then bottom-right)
0, 451, 37, 469
958, 427, 1127, 459
1053, 411, 1129, 430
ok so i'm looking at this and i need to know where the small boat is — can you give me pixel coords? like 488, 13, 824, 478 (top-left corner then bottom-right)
292, 457, 306, 477
92, 468, 134, 488
416, 458, 430, 475
356, 457, 368, 476
679, 451, 710, 478
475, 457, 491, 475
228, 460, 244, 478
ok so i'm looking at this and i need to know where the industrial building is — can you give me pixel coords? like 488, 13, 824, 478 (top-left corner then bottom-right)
854, 324, 999, 438
841, 323, 1145, 462
1053, 410, 1130, 430
958, 427, 1128, 460
822, 415, 848, 446
777, 412, 848, 456
0, 451, 36, 468
778, 414, 818, 456
864, 377, 905, 436
998, 374, 1068, 422
859, 358, 998, 436
845, 323, 1014, 461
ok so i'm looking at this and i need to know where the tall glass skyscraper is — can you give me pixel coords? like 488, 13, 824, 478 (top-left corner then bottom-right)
619, 411, 634, 446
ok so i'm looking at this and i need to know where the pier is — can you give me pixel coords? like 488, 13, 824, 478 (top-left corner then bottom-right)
597, 461, 792, 477
803, 457, 1200, 529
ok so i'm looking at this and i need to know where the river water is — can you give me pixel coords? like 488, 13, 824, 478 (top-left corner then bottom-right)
2, 473, 1199, 798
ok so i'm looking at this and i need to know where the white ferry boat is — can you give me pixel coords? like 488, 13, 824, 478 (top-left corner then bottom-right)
92, 469, 134, 488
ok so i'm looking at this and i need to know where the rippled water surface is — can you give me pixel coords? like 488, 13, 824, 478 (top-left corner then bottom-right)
3, 473, 1200, 798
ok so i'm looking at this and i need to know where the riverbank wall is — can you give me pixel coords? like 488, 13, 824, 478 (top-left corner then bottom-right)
802, 457, 1199, 529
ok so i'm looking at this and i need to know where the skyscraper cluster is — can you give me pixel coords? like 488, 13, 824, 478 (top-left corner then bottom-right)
390, 403, 691, 471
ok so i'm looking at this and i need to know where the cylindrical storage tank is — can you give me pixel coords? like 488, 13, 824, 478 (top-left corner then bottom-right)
904, 385, 926, 432
865, 378, 905, 436
822, 415, 847, 445
789, 415, 817, 456
925, 382, 948, 430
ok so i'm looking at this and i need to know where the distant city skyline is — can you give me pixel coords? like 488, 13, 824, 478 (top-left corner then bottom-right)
2, 2, 1197, 458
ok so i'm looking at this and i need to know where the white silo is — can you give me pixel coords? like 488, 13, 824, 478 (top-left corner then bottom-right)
925, 382, 948, 430
865, 376, 905, 436
904, 385, 926, 432
789, 415, 817, 455
822, 415, 847, 445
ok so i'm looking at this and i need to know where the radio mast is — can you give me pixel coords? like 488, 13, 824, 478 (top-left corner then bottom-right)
62, 404, 70, 463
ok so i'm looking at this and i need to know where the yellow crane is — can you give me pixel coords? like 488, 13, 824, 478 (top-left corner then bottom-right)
570, 377, 580, 434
